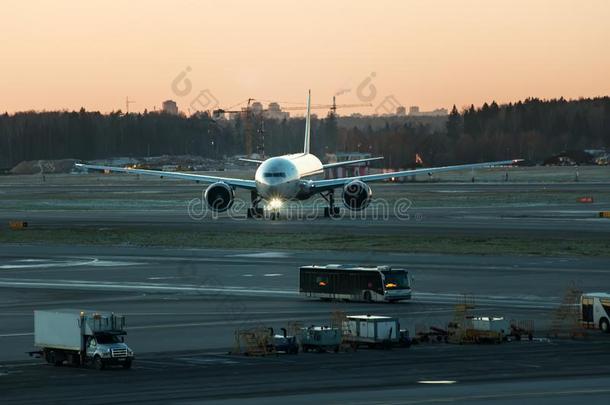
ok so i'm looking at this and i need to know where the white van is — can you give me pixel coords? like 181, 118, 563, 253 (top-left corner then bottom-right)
581, 293, 610, 333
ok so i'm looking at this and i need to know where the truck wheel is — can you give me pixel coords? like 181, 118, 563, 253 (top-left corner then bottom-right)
363, 291, 372, 302
48, 351, 62, 367
600, 318, 610, 333
93, 355, 105, 370
122, 360, 132, 369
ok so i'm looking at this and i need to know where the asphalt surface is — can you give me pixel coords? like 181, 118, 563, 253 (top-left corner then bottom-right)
1, 245, 609, 403
1, 179, 610, 403
2, 341, 610, 404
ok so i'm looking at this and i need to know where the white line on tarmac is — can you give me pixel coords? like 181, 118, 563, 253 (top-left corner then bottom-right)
0, 332, 33, 337
0, 278, 559, 308
2, 252, 608, 275
0, 309, 453, 338
0, 258, 144, 270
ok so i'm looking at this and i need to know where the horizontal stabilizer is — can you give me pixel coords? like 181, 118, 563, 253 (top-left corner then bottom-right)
238, 158, 264, 164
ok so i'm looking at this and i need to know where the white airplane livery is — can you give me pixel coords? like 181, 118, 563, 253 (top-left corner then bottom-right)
76, 91, 521, 217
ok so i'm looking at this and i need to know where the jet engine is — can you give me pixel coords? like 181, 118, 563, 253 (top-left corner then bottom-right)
204, 182, 234, 212
342, 180, 372, 211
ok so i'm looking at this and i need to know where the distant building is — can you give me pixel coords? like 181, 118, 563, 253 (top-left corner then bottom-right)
162, 100, 178, 115
325, 152, 373, 179
396, 106, 406, 116
250, 101, 264, 115
427, 108, 448, 116
409, 105, 447, 116
264, 102, 290, 120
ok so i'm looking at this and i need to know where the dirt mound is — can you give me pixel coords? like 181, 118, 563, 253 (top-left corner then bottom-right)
11, 159, 77, 175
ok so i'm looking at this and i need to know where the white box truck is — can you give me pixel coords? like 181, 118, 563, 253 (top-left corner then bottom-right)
471, 317, 510, 334
34, 309, 134, 370
343, 315, 401, 348
581, 292, 610, 333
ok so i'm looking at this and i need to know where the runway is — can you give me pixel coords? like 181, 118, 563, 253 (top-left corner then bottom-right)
1, 178, 609, 403
2, 181, 610, 238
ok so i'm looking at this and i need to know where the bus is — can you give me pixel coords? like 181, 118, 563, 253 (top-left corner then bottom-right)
581, 292, 610, 333
299, 264, 412, 303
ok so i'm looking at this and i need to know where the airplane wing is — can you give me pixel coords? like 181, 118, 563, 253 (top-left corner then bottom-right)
311, 159, 522, 192
322, 156, 384, 169
75, 163, 257, 190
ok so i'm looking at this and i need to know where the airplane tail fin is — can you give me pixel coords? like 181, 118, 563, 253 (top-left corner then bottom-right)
304, 90, 311, 154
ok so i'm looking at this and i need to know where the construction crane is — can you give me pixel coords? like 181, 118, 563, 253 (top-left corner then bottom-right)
125, 96, 136, 115
213, 98, 371, 156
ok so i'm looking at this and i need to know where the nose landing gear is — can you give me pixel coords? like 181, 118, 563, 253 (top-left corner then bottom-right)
247, 191, 281, 220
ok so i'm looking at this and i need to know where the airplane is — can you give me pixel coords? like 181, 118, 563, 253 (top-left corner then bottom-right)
76, 91, 522, 218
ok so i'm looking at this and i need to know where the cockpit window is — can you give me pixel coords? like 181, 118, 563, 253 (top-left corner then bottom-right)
263, 172, 286, 178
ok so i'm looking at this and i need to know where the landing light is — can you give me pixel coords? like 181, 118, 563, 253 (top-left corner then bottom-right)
417, 380, 457, 384
267, 198, 283, 210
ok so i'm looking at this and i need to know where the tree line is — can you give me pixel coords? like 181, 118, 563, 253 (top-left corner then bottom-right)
1, 97, 609, 169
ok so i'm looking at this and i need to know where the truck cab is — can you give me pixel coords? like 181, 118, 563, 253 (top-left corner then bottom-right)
86, 332, 134, 369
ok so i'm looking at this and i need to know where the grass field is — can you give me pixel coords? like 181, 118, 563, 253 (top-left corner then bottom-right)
1, 227, 609, 257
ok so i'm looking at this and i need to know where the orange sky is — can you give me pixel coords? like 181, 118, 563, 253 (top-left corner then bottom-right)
1, 0, 609, 114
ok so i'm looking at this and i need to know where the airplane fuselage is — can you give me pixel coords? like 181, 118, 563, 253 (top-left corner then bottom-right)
254, 153, 323, 200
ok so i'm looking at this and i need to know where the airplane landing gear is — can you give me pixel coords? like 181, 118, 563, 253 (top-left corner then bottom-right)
247, 190, 264, 218
322, 191, 341, 218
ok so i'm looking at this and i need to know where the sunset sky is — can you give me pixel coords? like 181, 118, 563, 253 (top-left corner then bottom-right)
1, 0, 609, 114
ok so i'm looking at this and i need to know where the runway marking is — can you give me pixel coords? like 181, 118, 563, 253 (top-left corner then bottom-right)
126, 316, 334, 331
2, 252, 608, 275
0, 362, 41, 368
263, 273, 283, 277
0, 277, 561, 308
178, 357, 239, 365
392, 388, 610, 404
0, 278, 295, 296
0, 258, 144, 270
0, 259, 97, 270
0, 332, 33, 338
230, 252, 292, 258
0, 309, 454, 340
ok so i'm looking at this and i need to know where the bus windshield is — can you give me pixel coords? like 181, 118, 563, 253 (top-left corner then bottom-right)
382, 271, 409, 290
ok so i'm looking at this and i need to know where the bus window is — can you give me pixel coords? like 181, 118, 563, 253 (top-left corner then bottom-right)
382, 271, 409, 290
